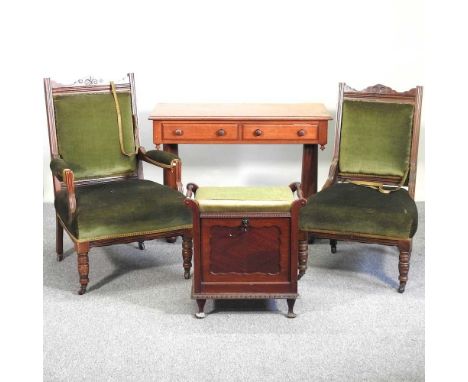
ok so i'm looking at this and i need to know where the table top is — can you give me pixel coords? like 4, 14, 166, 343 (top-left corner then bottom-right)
149, 103, 332, 121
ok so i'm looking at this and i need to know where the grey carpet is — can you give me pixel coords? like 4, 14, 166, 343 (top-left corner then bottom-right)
43, 203, 424, 382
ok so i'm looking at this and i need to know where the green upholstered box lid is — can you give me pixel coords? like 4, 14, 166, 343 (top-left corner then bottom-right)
195, 186, 294, 212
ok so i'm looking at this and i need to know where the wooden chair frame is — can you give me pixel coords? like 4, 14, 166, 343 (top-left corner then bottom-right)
298, 83, 423, 293
44, 73, 192, 295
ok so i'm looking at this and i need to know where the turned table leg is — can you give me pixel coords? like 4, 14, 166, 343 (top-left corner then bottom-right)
302, 144, 318, 244
163, 144, 179, 190
301, 144, 318, 198
164, 144, 179, 243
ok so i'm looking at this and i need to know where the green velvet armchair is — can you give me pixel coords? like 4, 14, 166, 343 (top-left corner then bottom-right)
44, 74, 193, 295
298, 83, 423, 293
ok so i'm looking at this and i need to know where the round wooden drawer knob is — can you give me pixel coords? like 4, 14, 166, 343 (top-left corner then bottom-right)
297, 129, 306, 137
254, 129, 263, 137
174, 129, 184, 136
217, 129, 226, 137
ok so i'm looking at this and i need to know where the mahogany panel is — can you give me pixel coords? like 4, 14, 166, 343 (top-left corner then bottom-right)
200, 217, 290, 283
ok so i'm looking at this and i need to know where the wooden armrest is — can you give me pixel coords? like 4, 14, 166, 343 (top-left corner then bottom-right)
289, 182, 307, 218
322, 158, 339, 190
50, 157, 77, 217
186, 183, 199, 198
63, 169, 77, 216
289, 182, 305, 200
50, 158, 71, 181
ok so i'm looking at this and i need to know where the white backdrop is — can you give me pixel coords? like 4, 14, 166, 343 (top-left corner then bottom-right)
41, 0, 424, 201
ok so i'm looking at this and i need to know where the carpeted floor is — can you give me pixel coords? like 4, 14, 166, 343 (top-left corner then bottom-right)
43, 203, 424, 382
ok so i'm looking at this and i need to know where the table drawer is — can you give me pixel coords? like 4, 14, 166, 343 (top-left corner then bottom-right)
162, 123, 238, 141
242, 123, 318, 141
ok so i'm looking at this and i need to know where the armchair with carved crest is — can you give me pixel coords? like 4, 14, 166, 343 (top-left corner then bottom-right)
44, 73, 193, 295
298, 83, 423, 293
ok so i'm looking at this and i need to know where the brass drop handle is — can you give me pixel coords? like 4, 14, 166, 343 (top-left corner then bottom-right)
254, 129, 263, 137
174, 129, 184, 136
297, 129, 306, 137
217, 129, 226, 137
241, 217, 249, 232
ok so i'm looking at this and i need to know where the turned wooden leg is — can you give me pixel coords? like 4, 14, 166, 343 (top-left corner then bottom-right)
138, 241, 145, 250
398, 240, 412, 293
287, 299, 297, 318
196, 299, 206, 319
182, 235, 193, 279
298, 231, 308, 280
76, 243, 90, 295
56, 216, 64, 262
166, 237, 177, 243
330, 239, 337, 254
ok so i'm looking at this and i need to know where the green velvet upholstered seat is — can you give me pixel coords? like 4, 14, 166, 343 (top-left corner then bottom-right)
299, 183, 418, 239
55, 179, 192, 242
195, 186, 294, 212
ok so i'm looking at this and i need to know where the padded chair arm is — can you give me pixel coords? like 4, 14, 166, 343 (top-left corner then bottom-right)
50, 158, 77, 216
139, 147, 183, 192
50, 158, 72, 181
322, 158, 339, 190
138, 147, 180, 169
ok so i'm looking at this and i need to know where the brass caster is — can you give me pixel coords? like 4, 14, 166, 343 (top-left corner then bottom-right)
57, 254, 64, 262
195, 312, 206, 319
398, 284, 406, 293
184, 270, 191, 280
166, 237, 177, 244
78, 286, 87, 295
138, 241, 145, 250
287, 312, 297, 319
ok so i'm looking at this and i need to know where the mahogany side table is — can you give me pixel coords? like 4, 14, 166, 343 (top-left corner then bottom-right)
149, 103, 332, 198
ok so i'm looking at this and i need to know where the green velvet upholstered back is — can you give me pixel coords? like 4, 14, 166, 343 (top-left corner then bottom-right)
338, 100, 414, 180
53, 91, 137, 180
